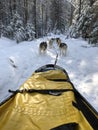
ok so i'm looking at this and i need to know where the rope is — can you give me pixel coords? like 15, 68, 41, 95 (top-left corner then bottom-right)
53, 45, 59, 66
54, 53, 58, 65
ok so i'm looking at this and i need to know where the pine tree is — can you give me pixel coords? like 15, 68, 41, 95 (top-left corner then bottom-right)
25, 23, 35, 41
14, 12, 25, 43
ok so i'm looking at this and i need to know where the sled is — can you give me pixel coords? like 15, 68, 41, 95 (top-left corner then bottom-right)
0, 64, 98, 130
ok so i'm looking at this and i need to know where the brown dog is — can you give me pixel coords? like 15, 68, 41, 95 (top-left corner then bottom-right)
48, 38, 56, 48
39, 42, 47, 54
59, 43, 68, 56
56, 38, 61, 46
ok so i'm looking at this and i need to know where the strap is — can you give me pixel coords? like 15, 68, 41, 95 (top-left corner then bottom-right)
51, 123, 78, 130
9, 89, 74, 96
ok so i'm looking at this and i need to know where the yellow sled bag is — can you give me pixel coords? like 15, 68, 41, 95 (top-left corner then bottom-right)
0, 64, 98, 130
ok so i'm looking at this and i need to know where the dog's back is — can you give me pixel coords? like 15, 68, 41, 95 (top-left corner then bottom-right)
39, 42, 47, 54
59, 43, 68, 56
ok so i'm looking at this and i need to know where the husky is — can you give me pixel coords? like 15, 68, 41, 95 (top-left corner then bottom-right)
39, 42, 47, 54
48, 38, 56, 48
59, 43, 68, 56
56, 38, 61, 46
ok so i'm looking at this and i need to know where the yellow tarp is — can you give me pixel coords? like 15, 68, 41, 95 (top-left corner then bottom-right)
0, 70, 93, 130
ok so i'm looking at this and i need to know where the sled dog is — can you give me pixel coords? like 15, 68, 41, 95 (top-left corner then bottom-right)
56, 38, 61, 46
48, 38, 56, 48
59, 43, 68, 56
39, 42, 47, 54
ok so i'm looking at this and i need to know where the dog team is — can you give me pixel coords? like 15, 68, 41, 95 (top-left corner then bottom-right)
39, 37, 68, 56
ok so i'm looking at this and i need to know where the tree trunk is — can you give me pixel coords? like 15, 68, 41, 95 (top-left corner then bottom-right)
79, 0, 82, 16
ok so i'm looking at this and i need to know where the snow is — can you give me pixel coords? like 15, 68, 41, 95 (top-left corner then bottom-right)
0, 34, 98, 112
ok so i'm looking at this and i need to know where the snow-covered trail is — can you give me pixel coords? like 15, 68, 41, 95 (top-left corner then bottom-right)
0, 35, 98, 111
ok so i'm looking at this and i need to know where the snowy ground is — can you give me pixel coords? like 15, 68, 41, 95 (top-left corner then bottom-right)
0, 34, 98, 112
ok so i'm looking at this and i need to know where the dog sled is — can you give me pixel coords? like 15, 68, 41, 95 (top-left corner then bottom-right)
0, 64, 98, 130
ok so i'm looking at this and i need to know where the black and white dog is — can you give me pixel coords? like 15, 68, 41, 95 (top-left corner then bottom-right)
39, 42, 47, 54
59, 43, 68, 56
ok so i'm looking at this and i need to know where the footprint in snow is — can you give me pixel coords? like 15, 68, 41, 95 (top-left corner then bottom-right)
8, 57, 18, 68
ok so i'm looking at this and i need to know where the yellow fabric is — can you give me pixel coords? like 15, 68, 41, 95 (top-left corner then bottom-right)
0, 70, 93, 130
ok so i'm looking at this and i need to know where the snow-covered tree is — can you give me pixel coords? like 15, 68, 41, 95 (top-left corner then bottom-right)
68, 0, 98, 44
0, 0, 75, 41
25, 23, 35, 41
